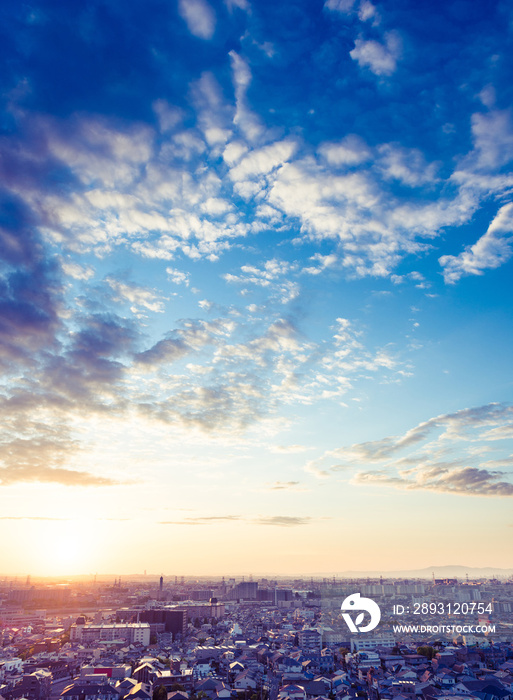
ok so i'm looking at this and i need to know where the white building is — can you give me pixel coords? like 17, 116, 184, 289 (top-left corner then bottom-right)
70, 623, 151, 646
354, 651, 380, 669
350, 633, 395, 652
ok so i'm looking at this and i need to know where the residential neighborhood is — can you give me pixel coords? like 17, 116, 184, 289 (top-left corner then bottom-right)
0, 577, 512, 700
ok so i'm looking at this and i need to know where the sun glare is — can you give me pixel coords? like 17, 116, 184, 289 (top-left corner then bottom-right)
29, 522, 98, 576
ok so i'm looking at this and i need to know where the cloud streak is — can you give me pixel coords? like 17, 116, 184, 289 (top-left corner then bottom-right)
310, 403, 513, 497
354, 466, 513, 497
159, 514, 315, 526
439, 203, 513, 283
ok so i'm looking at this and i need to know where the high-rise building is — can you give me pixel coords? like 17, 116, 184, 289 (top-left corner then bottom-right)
231, 581, 258, 600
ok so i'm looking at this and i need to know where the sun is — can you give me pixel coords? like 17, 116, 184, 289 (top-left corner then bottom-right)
28, 521, 98, 576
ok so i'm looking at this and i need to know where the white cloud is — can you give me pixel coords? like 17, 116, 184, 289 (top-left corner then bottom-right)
45, 118, 153, 188
470, 110, 513, 170
318, 134, 372, 167
223, 141, 249, 166
191, 73, 233, 147
7, 70, 508, 284
302, 253, 338, 275
324, 0, 356, 13
61, 261, 95, 281
270, 444, 310, 454
178, 0, 216, 39
358, 1, 378, 22
269, 158, 413, 277
223, 258, 300, 304
229, 139, 298, 181
166, 267, 190, 286
225, 0, 250, 11
200, 197, 233, 215
106, 278, 166, 314
377, 144, 439, 186
478, 85, 496, 109
439, 202, 513, 283
153, 100, 184, 132
229, 51, 265, 143
350, 31, 401, 76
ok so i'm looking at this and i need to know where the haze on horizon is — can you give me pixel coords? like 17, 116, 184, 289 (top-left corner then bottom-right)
0, 0, 512, 578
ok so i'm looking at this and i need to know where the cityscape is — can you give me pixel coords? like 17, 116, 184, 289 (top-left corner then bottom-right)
0, 575, 512, 700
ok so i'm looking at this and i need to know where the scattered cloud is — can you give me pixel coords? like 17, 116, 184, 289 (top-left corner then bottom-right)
359, 1, 379, 22
159, 514, 313, 526
0, 466, 125, 487
0, 516, 69, 521
106, 278, 166, 314
225, 0, 251, 12
469, 110, 513, 171
61, 261, 95, 281
318, 135, 372, 167
178, 0, 216, 39
166, 267, 191, 286
159, 515, 241, 525
354, 465, 513, 497
0, 1, 510, 531
324, 0, 356, 13
439, 202, 513, 283
311, 403, 513, 497
229, 51, 265, 143
350, 32, 402, 76
270, 444, 310, 453
253, 516, 312, 526
377, 144, 439, 187
267, 481, 301, 490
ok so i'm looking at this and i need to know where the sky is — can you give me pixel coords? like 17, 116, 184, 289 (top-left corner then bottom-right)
0, 0, 512, 578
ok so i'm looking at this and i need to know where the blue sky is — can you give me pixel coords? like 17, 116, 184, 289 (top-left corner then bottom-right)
0, 0, 512, 576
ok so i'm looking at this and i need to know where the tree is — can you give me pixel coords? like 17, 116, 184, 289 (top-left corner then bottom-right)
153, 686, 167, 700
417, 646, 436, 661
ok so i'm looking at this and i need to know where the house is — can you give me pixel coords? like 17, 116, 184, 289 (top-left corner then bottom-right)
125, 683, 152, 700
133, 665, 156, 685
303, 681, 330, 699
61, 682, 121, 700
233, 671, 257, 691
279, 685, 306, 700
116, 680, 139, 695
3, 671, 52, 700
194, 679, 219, 698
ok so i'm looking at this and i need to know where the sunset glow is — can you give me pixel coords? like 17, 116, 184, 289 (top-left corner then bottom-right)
0, 0, 512, 577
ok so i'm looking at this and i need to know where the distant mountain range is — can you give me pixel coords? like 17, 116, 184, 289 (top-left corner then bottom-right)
8, 565, 513, 582
333, 565, 513, 579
